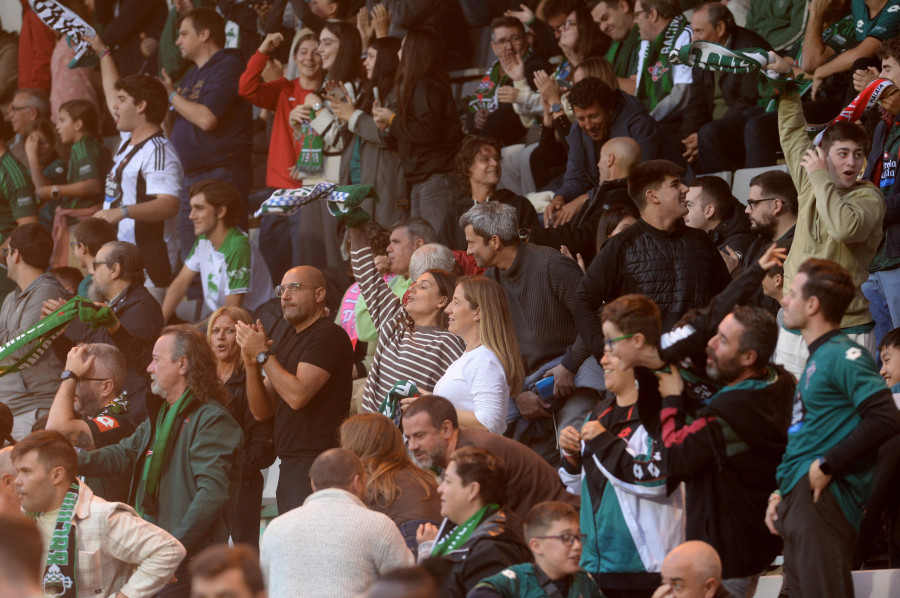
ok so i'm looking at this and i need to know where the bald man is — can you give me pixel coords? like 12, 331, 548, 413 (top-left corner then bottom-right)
653, 541, 732, 598
0, 447, 21, 517
236, 266, 353, 512
557, 137, 641, 263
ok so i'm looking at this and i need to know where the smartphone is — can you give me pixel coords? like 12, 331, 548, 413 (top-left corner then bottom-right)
373, 86, 381, 106
533, 376, 555, 400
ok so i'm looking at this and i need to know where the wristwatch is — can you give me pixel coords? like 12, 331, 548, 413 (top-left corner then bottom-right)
60, 370, 80, 383
818, 456, 833, 476
256, 350, 271, 365
50, 186, 60, 200
550, 102, 563, 114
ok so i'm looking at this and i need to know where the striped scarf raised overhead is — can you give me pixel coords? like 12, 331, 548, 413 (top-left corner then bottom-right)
670, 41, 897, 144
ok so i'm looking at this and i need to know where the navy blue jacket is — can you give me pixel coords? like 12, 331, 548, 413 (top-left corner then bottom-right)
171, 48, 253, 174
556, 91, 661, 202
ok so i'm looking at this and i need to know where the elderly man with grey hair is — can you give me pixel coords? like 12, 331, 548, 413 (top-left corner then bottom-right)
460, 201, 604, 467
409, 243, 456, 281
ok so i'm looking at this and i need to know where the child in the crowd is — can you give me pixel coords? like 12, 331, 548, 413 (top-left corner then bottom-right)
52, 99, 109, 212
879, 328, 900, 392
469, 501, 602, 598
23, 117, 66, 200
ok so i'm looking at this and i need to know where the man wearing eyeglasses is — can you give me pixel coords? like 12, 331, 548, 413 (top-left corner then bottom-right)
43, 241, 166, 425
6, 89, 50, 167
235, 265, 353, 513
45, 343, 135, 503
464, 16, 550, 146
0, 224, 68, 440
737, 170, 798, 315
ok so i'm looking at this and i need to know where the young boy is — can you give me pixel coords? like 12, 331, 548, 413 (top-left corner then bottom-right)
879, 327, 900, 391
469, 501, 602, 598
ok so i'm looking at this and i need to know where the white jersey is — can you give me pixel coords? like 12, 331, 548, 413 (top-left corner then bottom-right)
103, 131, 182, 280
185, 227, 273, 313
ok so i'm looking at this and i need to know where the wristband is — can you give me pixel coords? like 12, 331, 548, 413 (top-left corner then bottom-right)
768, 490, 782, 502
389, 113, 396, 125
169, 91, 177, 104
97, 47, 111, 60
121, 206, 130, 219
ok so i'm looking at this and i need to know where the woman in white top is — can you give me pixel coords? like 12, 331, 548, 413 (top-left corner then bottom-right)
432, 277, 524, 434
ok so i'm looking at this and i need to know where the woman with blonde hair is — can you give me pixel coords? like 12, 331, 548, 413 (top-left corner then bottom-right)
206, 305, 274, 550
428, 277, 524, 434
339, 413, 441, 554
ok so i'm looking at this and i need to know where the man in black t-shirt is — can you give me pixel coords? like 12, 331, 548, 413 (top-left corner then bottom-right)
44, 343, 135, 503
236, 265, 353, 514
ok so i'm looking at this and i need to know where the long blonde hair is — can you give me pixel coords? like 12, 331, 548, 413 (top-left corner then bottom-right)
457, 277, 524, 393
206, 305, 253, 372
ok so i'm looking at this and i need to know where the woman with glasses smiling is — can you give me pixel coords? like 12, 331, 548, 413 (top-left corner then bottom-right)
290, 21, 364, 269
558, 345, 684, 598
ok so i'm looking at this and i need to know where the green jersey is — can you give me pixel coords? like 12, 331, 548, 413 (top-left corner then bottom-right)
65, 136, 106, 209
474, 563, 603, 598
776, 332, 889, 529
853, 0, 900, 42
0, 150, 37, 243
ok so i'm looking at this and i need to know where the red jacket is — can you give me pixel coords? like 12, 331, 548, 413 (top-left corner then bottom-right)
18, 0, 56, 93
238, 51, 315, 189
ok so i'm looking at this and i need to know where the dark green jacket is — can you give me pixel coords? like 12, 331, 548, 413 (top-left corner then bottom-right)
78, 392, 243, 556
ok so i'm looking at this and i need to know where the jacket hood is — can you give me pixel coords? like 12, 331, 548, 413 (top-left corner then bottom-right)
710, 205, 754, 252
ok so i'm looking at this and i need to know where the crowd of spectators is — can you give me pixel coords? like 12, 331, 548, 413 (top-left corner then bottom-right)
3, 0, 900, 597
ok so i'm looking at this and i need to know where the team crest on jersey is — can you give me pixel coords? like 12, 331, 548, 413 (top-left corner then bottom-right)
648, 61, 669, 82
91, 415, 119, 431
803, 360, 816, 388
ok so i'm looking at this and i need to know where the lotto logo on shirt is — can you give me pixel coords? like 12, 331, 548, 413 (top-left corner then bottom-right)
91, 415, 120, 431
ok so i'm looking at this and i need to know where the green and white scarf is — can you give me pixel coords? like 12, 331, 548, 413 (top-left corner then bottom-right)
0, 296, 115, 377
667, 40, 807, 99
378, 380, 419, 427
430, 503, 499, 557
35, 482, 79, 598
638, 14, 687, 110
139, 389, 195, 518
293, 119, 324, 176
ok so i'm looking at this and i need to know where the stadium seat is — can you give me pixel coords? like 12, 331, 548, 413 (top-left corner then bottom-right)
732, 164, 790, 205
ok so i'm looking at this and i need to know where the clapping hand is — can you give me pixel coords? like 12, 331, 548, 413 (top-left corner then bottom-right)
235, 319, 273, 360
498, 50, 525, 83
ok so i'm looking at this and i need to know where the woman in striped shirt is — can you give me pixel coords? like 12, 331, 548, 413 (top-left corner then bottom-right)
349, 226, 465, 417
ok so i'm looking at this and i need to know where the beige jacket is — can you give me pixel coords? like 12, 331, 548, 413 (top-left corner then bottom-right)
41, 481, 186, 598
779, 91, 885, 328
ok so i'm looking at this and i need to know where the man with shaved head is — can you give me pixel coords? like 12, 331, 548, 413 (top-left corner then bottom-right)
653, 541, 732, 598
236, 266, 353, 512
